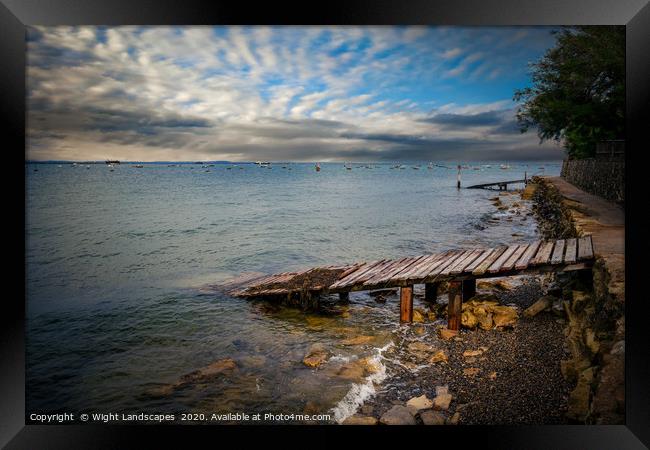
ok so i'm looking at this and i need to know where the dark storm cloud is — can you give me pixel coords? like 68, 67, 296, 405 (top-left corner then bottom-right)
419, 110, 505, 128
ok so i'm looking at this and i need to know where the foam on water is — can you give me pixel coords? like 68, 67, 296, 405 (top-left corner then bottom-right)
330, 342, 394, 424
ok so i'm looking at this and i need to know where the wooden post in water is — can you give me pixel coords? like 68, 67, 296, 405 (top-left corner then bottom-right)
524, 171, 527, 185
339, 292, 350, 302
424, 282, 438, 302
457, 165, 461, 189
462, 279, 476, 301
447, 281, 462, 330
400, 285, 414, 323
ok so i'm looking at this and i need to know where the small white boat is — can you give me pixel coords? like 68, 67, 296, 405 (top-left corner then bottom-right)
500, 164, 510, 170
134, 164, 144, 168
315, 163, 321, 172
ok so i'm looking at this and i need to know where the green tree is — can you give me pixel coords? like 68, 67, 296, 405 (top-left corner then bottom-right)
514, 26, 625, 159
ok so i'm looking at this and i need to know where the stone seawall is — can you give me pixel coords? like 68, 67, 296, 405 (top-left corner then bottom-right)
560, 159, 624, 203
530, 177, 625, 424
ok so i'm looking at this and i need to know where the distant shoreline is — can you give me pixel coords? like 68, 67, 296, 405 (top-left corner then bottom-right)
25, 160, 565, 165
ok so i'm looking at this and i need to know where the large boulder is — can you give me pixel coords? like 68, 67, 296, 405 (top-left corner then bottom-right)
461, 310, 479, 329
492, 305, 519, 328
413, 308, 426, 323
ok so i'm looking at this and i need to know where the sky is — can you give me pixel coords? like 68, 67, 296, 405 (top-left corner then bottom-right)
26, 26, 565, 162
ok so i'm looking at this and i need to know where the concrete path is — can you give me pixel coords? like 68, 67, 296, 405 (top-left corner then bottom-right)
544, 176, 624, 298
544, 176, 624, 256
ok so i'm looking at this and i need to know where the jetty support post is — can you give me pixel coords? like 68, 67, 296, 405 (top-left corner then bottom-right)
400, 285, 414, 323
299, 289, 319, 311
424, 282, 438, 302
524, 171, 527, 185
447, 281, 462, 330
457, 165, 461, 189
462, 279, 476, 301
338, 291, 350, 302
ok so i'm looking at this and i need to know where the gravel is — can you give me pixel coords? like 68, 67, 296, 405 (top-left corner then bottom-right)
363, 278, 572, 425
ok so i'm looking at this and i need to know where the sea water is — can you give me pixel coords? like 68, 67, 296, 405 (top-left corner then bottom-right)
25, 161, 560, 423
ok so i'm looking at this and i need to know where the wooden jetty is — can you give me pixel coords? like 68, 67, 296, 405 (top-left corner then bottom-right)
224, 236, 595, 330
466, 178, 528, 190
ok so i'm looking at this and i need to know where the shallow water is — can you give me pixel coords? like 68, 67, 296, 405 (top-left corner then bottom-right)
25, 161, 560, 423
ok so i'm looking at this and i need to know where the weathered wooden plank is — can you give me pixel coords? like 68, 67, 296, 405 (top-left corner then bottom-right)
501, 244, 529, 271
329, 259, 385, 288
564, 238, 577, 264
393, 253, 440, 280
220, 272, 267, 289
429, 250, 467, 277
472, 246, 507, 275
356, 259, 399, 283
417, 251, 459, 280
363, 257, 411, 286
365, 255, 425, 286
487, 244, 519, 273
450, 249, 485, 275
514, 240, 541, 270
440, 250, 474, 276
244, 273, 279, 287
338, 263, 365, 280
463, 248, 494, 273
578, 235, 594, 260
402, 251, 452, 280
532, 241, 555, 265
550, 239, 565, 265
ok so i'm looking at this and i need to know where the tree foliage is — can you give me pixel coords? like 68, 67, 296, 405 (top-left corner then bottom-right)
514, 26, 625, 159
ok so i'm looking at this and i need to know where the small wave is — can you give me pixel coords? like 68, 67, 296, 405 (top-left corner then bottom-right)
330, 342, 394, 424
329, 354, 354, 363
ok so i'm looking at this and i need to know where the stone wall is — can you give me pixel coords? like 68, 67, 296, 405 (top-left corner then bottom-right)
561, 159, 624, 203
531, 178, 625, 424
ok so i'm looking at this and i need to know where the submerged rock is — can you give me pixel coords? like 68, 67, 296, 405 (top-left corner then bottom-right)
147, 358, 238, 397
180, 358, 237, 383
340, 335, 375, 346
326, 357, 380, 381
379, 405, 417, 425
303, 344, 330, 368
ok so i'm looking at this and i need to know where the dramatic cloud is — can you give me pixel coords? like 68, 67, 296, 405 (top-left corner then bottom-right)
26, 26, 564, 162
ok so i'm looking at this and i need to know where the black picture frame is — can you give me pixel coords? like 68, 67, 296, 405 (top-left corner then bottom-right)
3, 0, 649, 448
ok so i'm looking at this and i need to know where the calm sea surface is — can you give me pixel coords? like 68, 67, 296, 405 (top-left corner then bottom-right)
26, 161, 561, 423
